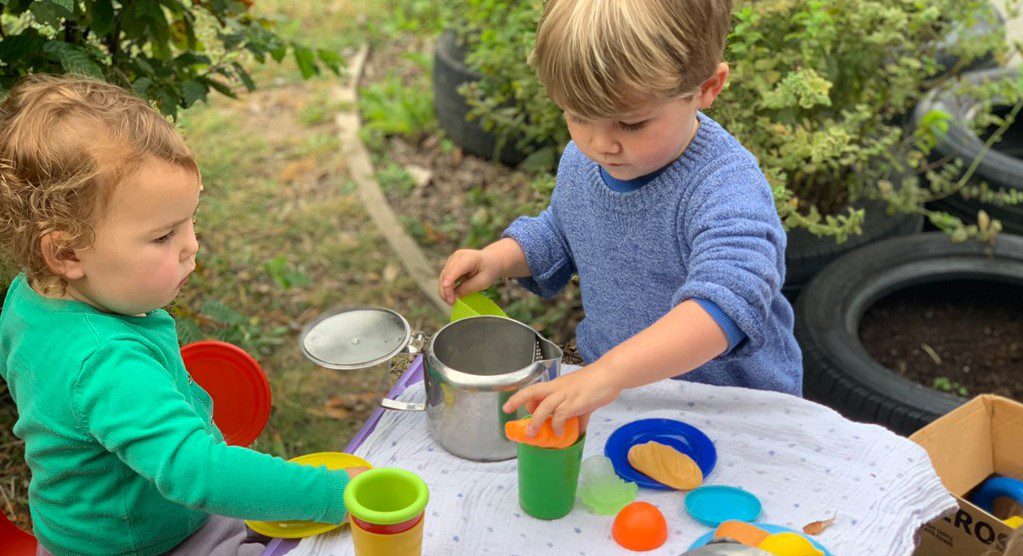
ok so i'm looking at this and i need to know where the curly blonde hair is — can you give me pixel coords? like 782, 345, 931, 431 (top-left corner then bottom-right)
531, 0, 733, 119
0, 74, 198, 294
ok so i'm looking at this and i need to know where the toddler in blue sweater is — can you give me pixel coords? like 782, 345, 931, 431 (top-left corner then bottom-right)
439, 0, 802, 435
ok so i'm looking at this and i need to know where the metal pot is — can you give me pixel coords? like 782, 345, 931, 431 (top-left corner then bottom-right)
299, 308, 562, 462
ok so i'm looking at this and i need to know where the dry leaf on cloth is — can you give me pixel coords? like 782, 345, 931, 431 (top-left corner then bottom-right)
802, 514, 836, 535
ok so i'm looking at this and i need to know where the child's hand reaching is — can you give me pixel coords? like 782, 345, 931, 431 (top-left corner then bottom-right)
502, 364, 623, 437
345, 466, 370, 480
438, 238, 532, 305
438, 248, 502, 305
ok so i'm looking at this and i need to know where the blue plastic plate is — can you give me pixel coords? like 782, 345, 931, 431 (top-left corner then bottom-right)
685, 485, 762, 526
689, 522, 833, 555
604, 418, 717, 490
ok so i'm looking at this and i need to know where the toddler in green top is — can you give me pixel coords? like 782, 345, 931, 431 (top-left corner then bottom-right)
0, 75, 361, 555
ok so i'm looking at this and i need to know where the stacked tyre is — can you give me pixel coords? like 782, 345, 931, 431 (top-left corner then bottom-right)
795, 233, 1023, 435
913, 67, 1023, 235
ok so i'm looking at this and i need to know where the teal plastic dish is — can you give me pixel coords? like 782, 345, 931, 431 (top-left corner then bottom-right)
684, 485, 762, 526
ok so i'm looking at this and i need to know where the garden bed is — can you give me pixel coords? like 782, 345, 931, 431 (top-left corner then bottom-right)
860, 280, 1023, 401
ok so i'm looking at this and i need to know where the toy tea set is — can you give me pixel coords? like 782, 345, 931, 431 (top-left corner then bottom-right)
250, 294, 832, 555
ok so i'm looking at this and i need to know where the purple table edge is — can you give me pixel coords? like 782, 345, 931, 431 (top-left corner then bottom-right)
262, 355, 426, 556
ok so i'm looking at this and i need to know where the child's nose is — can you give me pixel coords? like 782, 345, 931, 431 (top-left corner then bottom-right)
181, 226, 199, 261
591, 132, 621, 156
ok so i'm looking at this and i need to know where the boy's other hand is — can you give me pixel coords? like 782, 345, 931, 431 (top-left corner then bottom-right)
438, 248, 501, 305
501, 364, 622, 437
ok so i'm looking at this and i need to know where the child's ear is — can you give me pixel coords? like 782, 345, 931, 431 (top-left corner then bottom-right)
40, 232, 85, 281
695, 62, 730, 110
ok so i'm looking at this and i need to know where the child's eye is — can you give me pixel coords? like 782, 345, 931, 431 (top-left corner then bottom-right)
153, 230, 177, 244
619, 120, 648, 132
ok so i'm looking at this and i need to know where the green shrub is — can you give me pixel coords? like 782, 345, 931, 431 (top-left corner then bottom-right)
719, 0, 1016, 242
452, 0, 567, 162
448, 0, 1019, 241
0, 0, 343, 118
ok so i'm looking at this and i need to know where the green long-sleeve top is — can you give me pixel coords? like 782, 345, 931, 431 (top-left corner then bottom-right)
0, 275, 350, 555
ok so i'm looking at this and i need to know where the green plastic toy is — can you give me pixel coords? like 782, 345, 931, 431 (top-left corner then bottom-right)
578, 455, 638, 515
450, 292, 507, 322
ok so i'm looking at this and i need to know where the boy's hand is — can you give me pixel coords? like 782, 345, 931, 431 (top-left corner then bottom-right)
438, 248, 502, 305
502, 364, 622, 437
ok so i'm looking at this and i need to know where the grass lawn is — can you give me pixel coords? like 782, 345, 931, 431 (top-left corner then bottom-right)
173, 0, 449, 465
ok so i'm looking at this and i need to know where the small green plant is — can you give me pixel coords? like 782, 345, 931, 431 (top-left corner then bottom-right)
933, 376, 969, 397
0, 1, 344, 118
265, 255, 310, 290
367, 0, 449, 40
173, 298, 287, 355
376, 163, 417, 196
358, 73, 436, 146
358, 49, 435, 142
298, 101, 331, 127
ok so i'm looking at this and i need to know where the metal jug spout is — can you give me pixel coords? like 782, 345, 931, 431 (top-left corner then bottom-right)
535, 334, 564, 381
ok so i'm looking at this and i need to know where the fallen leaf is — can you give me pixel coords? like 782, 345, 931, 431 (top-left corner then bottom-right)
383, 263, 400, 284
311, 392, 381, 420
803, 513, 837, 535
404, 164, 432, 189
278, 158, 317, 184
421, 222, 448, 245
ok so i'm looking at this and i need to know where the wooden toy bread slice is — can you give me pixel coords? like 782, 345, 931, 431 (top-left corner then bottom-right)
627, 440, 703, 490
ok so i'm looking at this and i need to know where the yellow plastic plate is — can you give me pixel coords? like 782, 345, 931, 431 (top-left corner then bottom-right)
245, 452, 372, 539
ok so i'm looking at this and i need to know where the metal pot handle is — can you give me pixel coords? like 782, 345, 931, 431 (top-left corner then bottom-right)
406, 331, 426, 355
379, 331, 428, 411
380, 398, 425, 411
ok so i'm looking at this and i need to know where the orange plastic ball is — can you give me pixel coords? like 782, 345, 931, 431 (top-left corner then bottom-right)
612, 501, 668, 551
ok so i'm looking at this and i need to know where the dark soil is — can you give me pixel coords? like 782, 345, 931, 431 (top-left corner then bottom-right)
859, 280, 1023, 401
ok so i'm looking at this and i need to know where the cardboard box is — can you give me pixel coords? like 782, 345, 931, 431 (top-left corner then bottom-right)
910, 395, 1023, 555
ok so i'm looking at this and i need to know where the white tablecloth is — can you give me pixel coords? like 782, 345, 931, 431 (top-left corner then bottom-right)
291, 366, 954, 555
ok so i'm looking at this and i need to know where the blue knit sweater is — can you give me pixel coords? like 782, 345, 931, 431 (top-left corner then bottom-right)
503, 113, 803, 395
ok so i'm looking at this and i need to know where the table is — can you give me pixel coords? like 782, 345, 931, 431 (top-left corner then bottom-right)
265, 358, 954, 556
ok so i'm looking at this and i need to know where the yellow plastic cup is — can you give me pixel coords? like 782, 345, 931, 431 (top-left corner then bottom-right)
343, 468, 429, 556
349, 516, 425, 556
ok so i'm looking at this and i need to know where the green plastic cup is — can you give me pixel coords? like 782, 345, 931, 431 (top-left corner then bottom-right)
517, 434, 585, 519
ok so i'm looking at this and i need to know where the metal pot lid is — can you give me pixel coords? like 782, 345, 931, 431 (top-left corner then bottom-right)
299, 306, 411, 370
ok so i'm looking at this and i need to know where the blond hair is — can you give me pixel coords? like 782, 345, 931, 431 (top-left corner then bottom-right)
0, 74, 197, 294
531, 0, 733, 119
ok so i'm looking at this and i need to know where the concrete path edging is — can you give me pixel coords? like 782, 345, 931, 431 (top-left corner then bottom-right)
333, 44, 448, 314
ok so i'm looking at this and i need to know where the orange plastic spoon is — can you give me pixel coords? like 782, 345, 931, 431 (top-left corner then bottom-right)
504, 416, 580, 449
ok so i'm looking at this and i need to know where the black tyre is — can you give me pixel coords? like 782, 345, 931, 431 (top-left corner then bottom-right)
432, 31, 527, 166
914, 67, 1023, 234
784, 199, 922, 300
932, 2, 1003, 76
795, 232, 1023, 435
